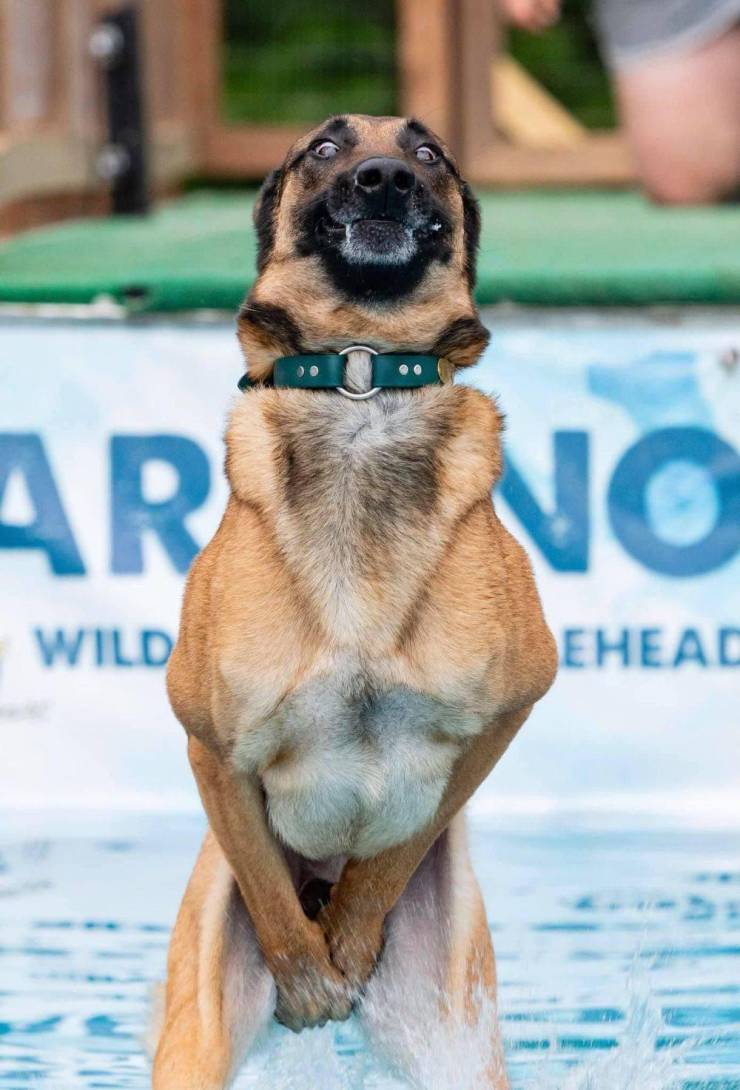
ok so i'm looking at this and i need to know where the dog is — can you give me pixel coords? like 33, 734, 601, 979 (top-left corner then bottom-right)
151, 114, 557, 1090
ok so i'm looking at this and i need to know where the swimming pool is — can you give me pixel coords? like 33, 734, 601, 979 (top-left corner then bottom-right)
1, 811, 737, 1089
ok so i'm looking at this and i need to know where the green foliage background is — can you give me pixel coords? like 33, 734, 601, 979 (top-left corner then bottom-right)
223, 0, 615, 130
223, 0, 397, 124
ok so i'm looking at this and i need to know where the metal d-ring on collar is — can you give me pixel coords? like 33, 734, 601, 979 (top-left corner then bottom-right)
336, 345, 381, 400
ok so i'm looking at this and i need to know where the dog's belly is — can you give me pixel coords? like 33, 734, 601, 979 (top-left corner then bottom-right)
234, 674, 483, 861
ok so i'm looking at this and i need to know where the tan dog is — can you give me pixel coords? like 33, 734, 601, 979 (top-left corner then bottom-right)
152, 115, 557, 1090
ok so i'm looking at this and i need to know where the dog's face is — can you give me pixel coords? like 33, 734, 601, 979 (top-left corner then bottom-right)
240, 114, 489, 381
255, 115, 481, 301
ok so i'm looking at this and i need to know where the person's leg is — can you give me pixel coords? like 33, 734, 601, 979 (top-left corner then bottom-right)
615, 26, 740, 204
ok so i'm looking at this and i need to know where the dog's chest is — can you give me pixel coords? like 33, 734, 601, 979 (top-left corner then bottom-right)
252, 388, 460, 644
232, 669, 480, 861
223, 386, 495, 860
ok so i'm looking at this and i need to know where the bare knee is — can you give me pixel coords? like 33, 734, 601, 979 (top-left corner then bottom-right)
623, 108, 740, 205
615, 29, 740, 205
640, 163, 740, 206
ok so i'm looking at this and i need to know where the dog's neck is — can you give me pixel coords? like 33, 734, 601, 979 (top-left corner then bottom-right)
237, 263, 489, 383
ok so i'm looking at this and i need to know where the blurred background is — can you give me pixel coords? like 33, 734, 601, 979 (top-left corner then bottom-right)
1, 2, 739, 1089
0, 0, 630, 232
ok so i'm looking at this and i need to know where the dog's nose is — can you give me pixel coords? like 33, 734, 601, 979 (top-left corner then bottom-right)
353, 157, 417, 215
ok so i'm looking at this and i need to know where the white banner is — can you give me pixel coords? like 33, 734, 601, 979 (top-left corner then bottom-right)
1, 313, 738, 815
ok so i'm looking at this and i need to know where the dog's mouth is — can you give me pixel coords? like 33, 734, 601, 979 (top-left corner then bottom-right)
296, 179, 453, 297
316, 212, 446, 267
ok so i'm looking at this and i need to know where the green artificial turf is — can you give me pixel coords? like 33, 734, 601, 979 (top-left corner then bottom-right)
1, 189, 739, 312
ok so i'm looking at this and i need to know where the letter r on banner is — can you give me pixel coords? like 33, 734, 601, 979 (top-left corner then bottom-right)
110, 435, 209, 574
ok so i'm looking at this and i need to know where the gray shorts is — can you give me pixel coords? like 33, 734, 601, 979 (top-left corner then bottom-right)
594, 0, 740, 69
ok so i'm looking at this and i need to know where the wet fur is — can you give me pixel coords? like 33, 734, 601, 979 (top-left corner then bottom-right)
153, 115, 557, 1090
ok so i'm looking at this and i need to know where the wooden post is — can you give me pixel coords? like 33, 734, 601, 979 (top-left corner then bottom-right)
455, 0, 499, 170
182, 0, 221, 164
397, 0, 458, 148
0, 0, 100, 230
2, 0, 57, 129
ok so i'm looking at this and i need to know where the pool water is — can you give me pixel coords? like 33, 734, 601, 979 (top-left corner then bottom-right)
1, 812, 738, 1090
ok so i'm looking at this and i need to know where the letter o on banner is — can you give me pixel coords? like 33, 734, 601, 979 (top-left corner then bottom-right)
608, 427, 740, 577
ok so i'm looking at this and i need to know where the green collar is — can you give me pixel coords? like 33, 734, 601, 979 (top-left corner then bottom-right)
238, 348, 452, 399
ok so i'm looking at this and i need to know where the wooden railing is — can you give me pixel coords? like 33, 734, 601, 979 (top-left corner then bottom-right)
0, 0, 634, 233
190, 0, 633, 187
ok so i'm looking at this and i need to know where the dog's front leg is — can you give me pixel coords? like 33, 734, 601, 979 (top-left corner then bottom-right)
187, 736, 353, 1031
318, 706, 531, 989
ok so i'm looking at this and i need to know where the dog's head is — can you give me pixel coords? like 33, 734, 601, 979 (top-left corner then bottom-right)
239, 115, 489, 381
257, 115, 481, 294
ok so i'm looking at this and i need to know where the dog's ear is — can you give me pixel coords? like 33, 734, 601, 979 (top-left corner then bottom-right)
460, 181, 482, 288
253, 168, 283, 272
433, 315, 490, 369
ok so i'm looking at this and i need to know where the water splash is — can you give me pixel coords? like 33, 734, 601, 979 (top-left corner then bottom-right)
234, 963, 700, 1090
236, 1021, 379, 1090
554, 970, 691, 1090
264, 1026, 367, 1090
360, 978, 506, 1090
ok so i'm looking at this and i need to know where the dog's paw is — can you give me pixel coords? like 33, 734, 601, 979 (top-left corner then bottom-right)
270, 926, 353, 1033
273, 959, 352, 1033
318, 903, 384, 992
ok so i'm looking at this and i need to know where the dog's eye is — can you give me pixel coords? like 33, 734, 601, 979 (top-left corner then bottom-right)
415, 145, 440, 163
312, 140, 339, 159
